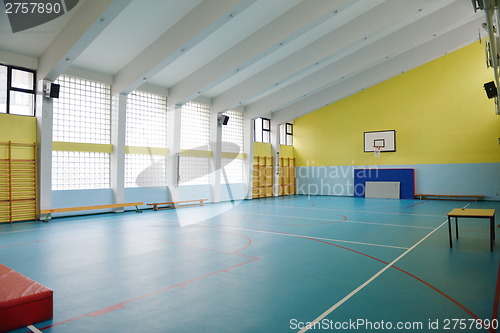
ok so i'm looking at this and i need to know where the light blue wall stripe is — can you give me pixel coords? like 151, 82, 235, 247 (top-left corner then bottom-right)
296, 163, 500, 201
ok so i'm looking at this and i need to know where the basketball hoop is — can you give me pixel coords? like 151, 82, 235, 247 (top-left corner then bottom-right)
373, 146, 382, 158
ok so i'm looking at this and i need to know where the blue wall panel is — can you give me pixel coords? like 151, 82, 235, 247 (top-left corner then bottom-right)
354, 168, 415, 199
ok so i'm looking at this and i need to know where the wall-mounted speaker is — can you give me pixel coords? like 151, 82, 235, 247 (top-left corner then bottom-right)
218, 115, 229, 125
484, 81, 497, 99
45, 83, 60, 98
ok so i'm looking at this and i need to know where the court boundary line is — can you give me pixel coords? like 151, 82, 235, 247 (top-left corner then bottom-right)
257, 202, 444, 218
38, 257, 259, 331
36, 229, 259, 331
345, 219, 435, 229
201, 224, 409, 250
303, 236, 489, 331
297, 219, 448, 333
232, 210, 437, 230
27, 325, 43, 333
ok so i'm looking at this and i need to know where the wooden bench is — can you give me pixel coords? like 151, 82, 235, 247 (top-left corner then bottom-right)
147, 199, 208, 211
40, 202, 144, 222
415, 194, 484, 201
0, 264, 53, 332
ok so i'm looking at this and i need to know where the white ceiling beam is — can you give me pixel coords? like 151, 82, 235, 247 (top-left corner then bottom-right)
270, 18, 483, 125
0, 50, 37, 69
168, 0, 346, 107
38, 0, 133, 81
112, 0, 256, 95
210, 0, 385, 113
244, 0, 474, 119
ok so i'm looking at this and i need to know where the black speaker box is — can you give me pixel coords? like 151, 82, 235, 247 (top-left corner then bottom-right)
49, 83, 60, 98
484, 81, 497, 99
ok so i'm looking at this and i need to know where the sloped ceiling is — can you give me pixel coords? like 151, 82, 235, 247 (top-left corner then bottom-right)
0, 0, 485, 122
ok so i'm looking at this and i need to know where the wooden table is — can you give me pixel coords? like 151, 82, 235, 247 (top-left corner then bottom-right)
447, 208, 496, 251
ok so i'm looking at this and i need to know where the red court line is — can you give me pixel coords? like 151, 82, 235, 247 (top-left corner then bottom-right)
492, 259, 500, 333
304, 237, 494, 333
406, 200, 428, 208
210, 219, 490, 330
38, 257, 259, 331
42, 258, 259, 329
212, 229, 254, 253
36, 229, 259, 331
0, 240, 48, 248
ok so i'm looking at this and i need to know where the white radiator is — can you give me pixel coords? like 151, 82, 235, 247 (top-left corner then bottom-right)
365, 181, 400, 199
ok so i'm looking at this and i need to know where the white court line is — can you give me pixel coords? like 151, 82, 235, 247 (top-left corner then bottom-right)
297, 219, 448, 333
258, 203, 443, 218
231, 210, 435, 230
202, 224, 409, 250
345, 220, 435, 230
229, 211, 344, 223
27, 325, 43, 333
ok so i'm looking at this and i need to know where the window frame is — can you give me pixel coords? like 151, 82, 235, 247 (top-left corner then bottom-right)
254, 117, 270, 143
1, 64, 36, 116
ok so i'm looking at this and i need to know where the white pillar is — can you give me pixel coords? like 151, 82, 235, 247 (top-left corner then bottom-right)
270, 119, 280, 197
110, 93, 127, 209
243, 114, 254, 199
210, 112, 222, 203
36, 80, 54, 212
166, 104, 182, 201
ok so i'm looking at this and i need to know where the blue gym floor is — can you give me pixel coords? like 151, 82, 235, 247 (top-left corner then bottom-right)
1, 196, 499, 332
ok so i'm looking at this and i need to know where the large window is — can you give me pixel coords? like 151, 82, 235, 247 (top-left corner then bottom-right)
180, 102, 210, 149
280, 123, 293, 146
53, 76, 110, 144
180, 102, 210, 185
125, 90, 167, 187
52, 151, 110, 190
254, 117, 270, 143
52, 75, 111, 190
221, 110, 244, 183
0, 64, 36, 116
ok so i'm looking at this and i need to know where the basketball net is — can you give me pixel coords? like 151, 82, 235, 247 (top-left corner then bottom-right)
373, 146, 381, 158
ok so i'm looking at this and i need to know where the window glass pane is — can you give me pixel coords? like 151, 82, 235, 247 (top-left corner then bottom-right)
52, 75, 111, 190
222, 110, 244, 183
11, 69, 34, 90
262, 118, 270, 130
254, 118, 263, 142
0, 66, 6, 114
52, 151, 110, 190
279, 124, 285, 145
53, 75, 111, 144
222, 110, 243, 153
286, 123, 293, 134
263, 130, 270, 143
125, 90, 168, 188
125, 154, 166, 188
286, 134, 293, 146
179, 156, 210, 185
9, 91, 34, 116
180, 102, 210, 149
180, 102, 210, 185
126, 91, 167, 147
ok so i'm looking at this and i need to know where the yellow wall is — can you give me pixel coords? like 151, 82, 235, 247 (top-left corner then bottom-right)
0, 114, 36, 143
279, 145, 294, 159
294, 42, 500, 167
254, 142, 272, 157
0, 114, 37, 159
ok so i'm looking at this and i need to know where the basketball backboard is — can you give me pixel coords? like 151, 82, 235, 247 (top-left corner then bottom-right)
364, 130, 396, 152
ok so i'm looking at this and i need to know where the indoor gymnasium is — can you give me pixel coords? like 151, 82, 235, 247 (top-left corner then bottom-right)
0, 1, 499, 332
